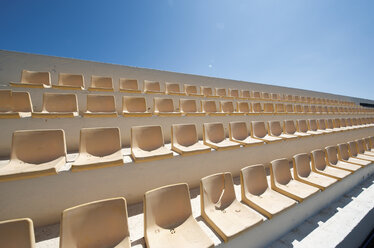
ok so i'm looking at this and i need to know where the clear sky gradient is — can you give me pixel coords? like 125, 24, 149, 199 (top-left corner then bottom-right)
1, 0, 373, 100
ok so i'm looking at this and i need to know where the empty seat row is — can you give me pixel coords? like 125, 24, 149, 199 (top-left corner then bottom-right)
2, 139, 372, 247
9, 70, 356, 107
1, 119, 373, 182
1, 91, 372, 119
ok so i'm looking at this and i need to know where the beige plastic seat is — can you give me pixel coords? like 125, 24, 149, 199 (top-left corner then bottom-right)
356, 139, 374, 157
308, 119, 328, 134
229, 121, 264, 147
296, 119, 321, 135
171, 124, 210, 156
252, 102, 263, 113
153, 98, 181, 116
0, 218, 35, 248
293, 95, 300, 102
251, 121, 282, 143
338, 143, 370, 168
286, 95, 295, 102
333, 119, 346, 131
275, 103, 286, 113
237, 101, 251, 115
263, 103, 274, 113
0, 90, 24, 119
364, 137, 374, 153
268, 121, 297, 140
262, 92, 270, 100
32, 93, 78, 118
240, 90, 251, 99
0, 129, 66, 182
303, 105, 311, 114
310, 149, 351, 180
220, 101, 243, 115
165, 82, 185, 95
340, 119, 352, 130
201, 100, 225, 116
184, 84, 203, 96
326, 145, 362, 172
10, 69, 51, 88
144, 183, 214, 248
144, 80, 164, 94
270, 158, 319, 202
293, 153, 337, 190
53, 73, 84, 90
300, 96, 307, 103
179, 99, 205, 116
216, 88, 231, 99
240, 164, 296, 219
119, 78, 141, 93
295, 104, 303, 113
9, 92, 33, 118
131, 125, 173, 162
229, 89, 239, 98
203, 122, 240, 150
326, 119, 341, 132
201, 86, 215, 97
310, 105, 317, 114
200, 172, 263, 242
89, 75, 114, 91
285, 104, 294, 113
345, 118, 357, 130
84, 95, 118, 117
60, 197, 130, 248
347, 141, 374, 163
283, 120, 311, 137
317, 119, 333, 133
122, 96, 152, 117
271, 93, 280, 101
72, 128, 123, 172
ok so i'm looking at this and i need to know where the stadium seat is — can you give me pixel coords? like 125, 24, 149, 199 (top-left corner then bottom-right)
166, 83, 185, 95
72, 127, 123, 171
229, 88, 239, 98
171, 123, 210, 156
285, 104, 294, 114
179, 99, 205, 116
10, 92, 33, 118
184, 84, 203, 97
144, 183, 214, 248
0, 90, 23, 119
201, 100, 225, 116
32, 93, 78, 118
10, 69, 51, 88
263, 103, 274, 113
240, 90, 251, 99
251, 121, 283, 143
240, 164, 296, 219
316, 119, 333, 134
308, 119, 328, 134
303, 105, 311, 114
295, 104, 303, 113
297, 119, 321, 135
229, 121, 264, 146
203, 122, 240, 150
270, 158, 319, 202
326, 145, 362, 172
326, 119, 341, 132
310, 149, 351, 180
200, 172, 263, 242
262, 92, 271, 100
237, 101, 252, 115
0, 218, 35, 248
252, 91, 261, 99
338, 143, 369, 168
283, 120, 311, 137
310, 105, 317, 114
348, 141, 374, 162
364, 137, 374, 153
122, 96, 152, 117
220, 101, 243, 115
216, 88, 231, 99
268, 121, 297, 140
88, 75, 113, 91
51, 73, 84, 90
144, 80, 164, 94
60, 197, 130, 248
119, 78, 141, 93
333, 119, 346, 131
252, 102, 264, 113
84, 95, 118, 117
131, 125, 173, 162
153, 98, 181, 116
0, 129, 66, 182
201, 86, 216, 98
275, 103, 286, 114
293, 153, 337, 190
271, 93, 280, 101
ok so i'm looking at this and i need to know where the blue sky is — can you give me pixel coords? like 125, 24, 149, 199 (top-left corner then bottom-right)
1, 0, 373, 100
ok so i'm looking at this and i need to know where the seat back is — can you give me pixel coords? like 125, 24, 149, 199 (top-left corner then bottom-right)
229, 89, 239, 98
268, 121, 283, 136
42, 93, 78, 113
309, 119, 318, 131
21, 70, 51, 86
333, 119, 341, 128
241, 90, 251, 98
180, 99, 199, 113
204, 122, 225, 143
303, 105, 311, 113
91, 76, 113, 89
122, 96, 148, 113
325, 146, 339, 165
237, 102, 251, 113
229, 121, 249, 141
202, 100, 218, 113
262, 92, 270, 100
271, 158, 292, 185
86, 95, 116, 112
201, 172, 236, 210
166, 83, 181, 94
364, 138, 372, 150
58, 73, 84, 88
240, 164, 268, 196
0, 90, 12, 112
317, 119, 327, 130
340, 119, 347, 128
297, 120, 309, 132
285, 104, 294, 113
60, 198, 129, 248
201, 86, 213, 97
0, 218, 35, 248
347, 142, 359, 156
252, 102, 263, 113
252, 121, 267, 138
144, 183, 192, 230
12, 92, 33, 112
271, 93, 279, 101
154, 98, 175, 113
338, 143, 351, 160
220, 101, 235, 113
275, 103, 285, 113
311, 149, 327, 171
216, 88, 227, 97
293, 153, 312, 177
355, 139, 367, 154
295, 104, 303, 113
132, 125, 164, 151
263, 103, 274, 113
79, 128, 121, 157
284, 120, 296, 135
10, 129, 66, 164
326, 119, 334, 129
119, 78, 139, 91
144, 80, 161, 92
184, 84, 199, 95
310, 105, 317, 114
172, 124, 198, 147
252, 91, 261, 99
